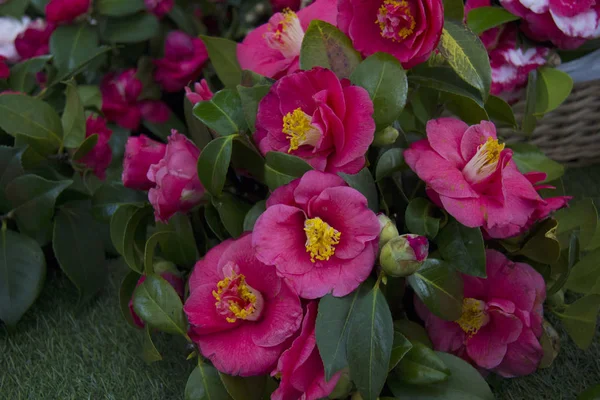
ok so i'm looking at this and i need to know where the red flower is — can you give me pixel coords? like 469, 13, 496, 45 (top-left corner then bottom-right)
154, 31, 208, 92
45, 0, 91, 24
80, 116, 113, 180
14, 19, 55, 60
144, 0, 174, 18
270, 0, 301, 12
0, 56, 9, 79
122, 134, 166, 191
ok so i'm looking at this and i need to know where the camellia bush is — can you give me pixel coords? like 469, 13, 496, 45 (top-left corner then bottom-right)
2, 0, 600, 399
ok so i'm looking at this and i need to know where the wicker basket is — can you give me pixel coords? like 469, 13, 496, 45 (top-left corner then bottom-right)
500, 79, 600, 167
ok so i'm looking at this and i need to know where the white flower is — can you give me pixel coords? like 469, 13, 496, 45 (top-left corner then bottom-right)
0, 16, 30, 62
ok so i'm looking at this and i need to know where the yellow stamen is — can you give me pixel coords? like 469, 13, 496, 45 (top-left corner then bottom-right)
263, 8, 304, 58
282, 108, 319, 153
212, 272, 258, 323
304, 217, 341, 263
376, 0, 416, 41
462, 137, 506, 183
455, 298, 488, 336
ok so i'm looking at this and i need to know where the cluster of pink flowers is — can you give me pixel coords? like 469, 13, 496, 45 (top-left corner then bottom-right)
80, 116, 113, 180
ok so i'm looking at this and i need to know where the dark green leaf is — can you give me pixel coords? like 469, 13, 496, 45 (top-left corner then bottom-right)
441, 92, 489, 124
436, 218, 486, 277
237, 84, 271, 132
185, 97, 213, 150
394, 320, 433, 348
485, 94, 517, 128
8, 55, 51, 93
193, 89, 246, 136
555, 294, 600, 350
519, 218, 560, 264
62, 81, 87, 149
438, 20, 492, 99
51, 46, 111, 86
119, 270, 142, 329
395, 342, 450, 385
97, 0, 144, 16
407, 259, 463, 321
71, 134, 98, 161
232, 138, 266, 183
186, 364, 232, 400
534, 67, 573, 116
201, 36, 242, 88
110, 204, 139, 255
144, 231, 172, 275
50, 24, 100, 77
555, 198, 597, 250
338, 169, 379, 213
197, 135, 235, 197
168, 5, 197, 35
389, 331, 413, 371
522, 71, 538, 134
102, 13, 160, 43
375, 148, 405, 182
467, 7, 520, 35
405, 198, 441, 239
388, 352, 494, 399
156, 213, 199, 268
300, 20, 362, 79
264, 151, 313, 191
443, 0, 464, 20
409, 67, 485, 107
219, 374, 267, 400
578, 384, 600, 400
347, 285, 394, 400
243, 201, 266, 232
133, 275, 187, 335
0, 227, 46, 327
143, 110, 186, 141
77, 85, 102, 110
212, 193, 251, 238
564, 248, 600, 294
91, 183, 146, 221
0, 0, 30, 17
509, 143, 565, 183
53, 206, 108, 305
350, 53, 407, 128
0, 146, 25, 212
142, 326, 163, 363
123, 206, 153, 274
205, 202, 229, 241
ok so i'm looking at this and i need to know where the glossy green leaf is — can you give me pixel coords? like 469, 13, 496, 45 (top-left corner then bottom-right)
264, 151, 313, 191
168, 5, 197, 35
0, 0, 30, 16
77, 85, 102, 110
212, 193, 251, 238
102, 13, 160, 43
522, 71, 538, 134
394, 320, 433, 348
119, 270, 142, 329
339, 169, 379, 213
300, 20, 362, 79
409, 67, 485, 107
156, 213, 199, 268
535, 67, 573, 116
0, 146, 25, 212
375, 148, 405, 182
201, 36, 242, 88
193, 89, 246, 136
350, 53, 407, 128
316, 284, 369, 380
438, 20, 492, 99
144, 231, 172, 275
0, 227, 46, 327
143, 110, 186, 141
142, 326, 163, 363
97, 0, 144, 16
197, 135, 235, 197
485, 94, 517, 128
407, 259, 463, 321
442, 92, 489, 124
133, 275, 187, 335
53, 206, 108, 305
519, 218, 561, 264
395, 342, 450, 385
232, 138, 266, 183
237, 84, 271, 132
347, 285, 394, 400
123, 206, 153, 273
555, 198, 598, 250
186, 364, 232, 400
6, 175, 72, 241
405, 198, 440, 239
243, 201, 266, 232
0, 94, 63, 148
467, 6, 520, 35
509, 143, 565, 183
185, 96, 213, 150
50, 24, 99, 77
8, 55, 51, 93
389, 331, 413, 371
436, 218, 486, 277
71, 134, 98, 162
61, 82, 86, 149
555, 294, 600, 350
205, 202, 229, 241
91, 183, 146, 221
110, 204, 139, 256
388, 352, 494, 399
219, 374, 268, 400
443, 0, 464, 20
564, 248, 600, 294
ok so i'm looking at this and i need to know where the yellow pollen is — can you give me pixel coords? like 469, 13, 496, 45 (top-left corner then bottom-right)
283, 108, 315, 153
376, 0, 416, 41
212, 273, 257, 323
455, 298, 488, 336
304, 217, 341, 263
481, 137, 505, 167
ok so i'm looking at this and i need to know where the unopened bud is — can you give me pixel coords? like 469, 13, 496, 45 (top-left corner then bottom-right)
377, 214, 400, 248
372, 126, 399, 147
329, 369, 352, 399
154, 260, 180, 277
380, 234, 429, 277
547, 290, 564, 308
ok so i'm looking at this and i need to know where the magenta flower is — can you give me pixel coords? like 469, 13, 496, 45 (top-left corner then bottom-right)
0, 56, 8, 80
500, 0, 600, 49
253, 171, 380, 299
272, 301, 341, 400
80, 116, 112, 180
237, 0, 337, 79
338, 0, 443, 69
154, 31, 208, 92
184, 234, 303, 376
270, 0, 301, 12
185, 79, 214, 105
416, 249, 546, 377
129, 271, 184, 329
404, 118, 570, 239
144, 0, 174, 18
100, 69, 170, 130
14, 19, 54, 60
255, 67, 375, 174
147, 131, 204, 222
45, 0, 90, 24
122, 134, 166, 191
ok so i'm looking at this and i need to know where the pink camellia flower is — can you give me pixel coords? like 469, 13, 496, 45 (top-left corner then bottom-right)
14, 19, 54, 60
499, 0, 600, 49
272, 301, 341, 400
237, 0, 337, 79
129, 267, 184, 328
185, 79, 214, 105
253, 170, 380, 299
147, 130, 204, 222
45, 0, 91, 24
184, 234, 303, 376
154, 31, 208, 92
0, 56, 8, 79
416, 249, 546, 377
255, 67, 375, 174
338, 0, 444, 69
122, 134, 166, 191
144, 0, 174, 18
270, 0, 301, 12
79, 116, 113, 180
100, 69, 170, 130
404, 118, 570, 239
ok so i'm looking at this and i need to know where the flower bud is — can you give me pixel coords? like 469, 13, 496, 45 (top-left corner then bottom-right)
372, 126, 399, 147
377, 213, 399, 248
547, 290, 564, 308
122, 134, 166, 191
380, 234, 429, 277
328, 369, 352, 399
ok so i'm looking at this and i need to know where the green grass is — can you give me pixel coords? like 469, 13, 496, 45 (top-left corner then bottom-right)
2, 166, 600, 399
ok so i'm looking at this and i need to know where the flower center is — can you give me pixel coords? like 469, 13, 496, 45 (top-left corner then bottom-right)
462, 137, 506, 184
455, 298, 489, 336
282, 108, 321, 153
212, 262, 264, 323
264, 8, 305, 59
376, 0, 416, 42
304, 217, 341, 263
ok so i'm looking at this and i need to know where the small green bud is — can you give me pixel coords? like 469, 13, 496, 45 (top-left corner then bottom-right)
377, 213, 400, 248
380, 234, 429, 277
547, 290, 564, 308
372, 126, 399, 147
328, 369, 352, 399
